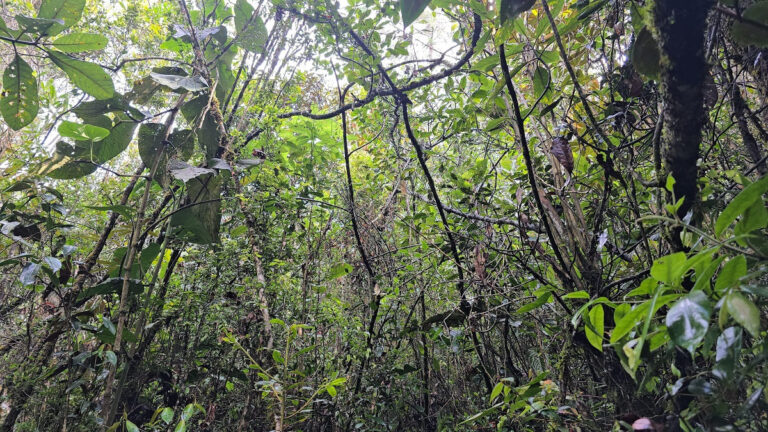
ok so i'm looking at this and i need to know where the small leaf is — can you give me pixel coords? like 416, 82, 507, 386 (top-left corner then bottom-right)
105, 350, 117, 365
272, 350, 285, 364
47, 50, 114, 99
713, 326, 742, 380
516, 292, 552, 314
731, 2, 768, 48
174, 419, 186, 432
716, 175, 768, 236
20, 262, 41, 285
125, 420, 139, 432
43, 256, 62, 273
725, 292, 761, 337
0, 55, 39, 130
550, 136, 573, 173
500, 0, 536, 24
58, 120, 110, 141
665, 291, 712, 354
150, 73, 208, 92
326, 385, 337, 397
159, 408, 174, 424
52, 32, 108, 52
327, 263, 353, 280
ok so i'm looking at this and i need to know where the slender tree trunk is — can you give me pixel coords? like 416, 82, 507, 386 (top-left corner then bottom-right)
653, 0, 713, 230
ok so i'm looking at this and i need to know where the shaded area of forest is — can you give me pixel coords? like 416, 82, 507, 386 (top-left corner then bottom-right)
1, 0, 768, 430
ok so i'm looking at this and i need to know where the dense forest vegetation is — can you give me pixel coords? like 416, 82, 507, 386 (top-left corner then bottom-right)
1, 0, 768, 430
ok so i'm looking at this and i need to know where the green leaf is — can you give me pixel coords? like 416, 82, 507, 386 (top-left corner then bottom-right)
47, 50, 114, 99
631, 27, 660, 80
85, 205, 135, 218
500, 0, 536, 24
76, 278, 143, 301
327, 263, 353, 280
712, 327, 742, 381
731, 2, 768, 48
174, 419, 186, 432
58, 120, 110, 141
235, 0, 267, 52
169, 173, 222, 244
725, 292, 761, 337
20, 262, 41, 285
272, 350, 285, 364
125, 420, 139, 432
14, 15, 62, 36
160, 408, 174, 424
326, 385, 337, 397
665, 291, 712, 354
150, 73, 208, 92
401, 0, 432, 27
490, 382, 504, 402
37, 0, 85, 35
714, 255, 746, 294
532, 66, 551, 103
650, 252, 687, 285
52, 32, 108, 52
585, 305, 605, 351
716, 175, 768, 236
105, 350, 117, 365
138, 123, 170, 186
611, 294, 678, 343
563, 290, 590, 299
516, 291, 552, 314
0, 55, 39, 130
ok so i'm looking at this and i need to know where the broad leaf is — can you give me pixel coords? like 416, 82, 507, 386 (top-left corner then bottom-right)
52, 32, 108, 52
500, 0, 536, 24
713, 327, 742, 380
47, 50, 114, 99
725, 292, 761, 337
0, 55, 39, 130
650, 252, 687, 285
585, 305, 605, 351
731, 2, 768, 48
400, 0, 432, 27
58, 120, 110, 141
631, 27, 660, 80
715, 175, 768, 236
150, 72, 208, 92
138, 123, 170, 186
169, 159, 215, 183
14, 15, 62, 36
170, 173, 222, 244
37, 0, 85, 35
235, 0, 268, 52
665, 291, 711, 354
20, 262, 41, 285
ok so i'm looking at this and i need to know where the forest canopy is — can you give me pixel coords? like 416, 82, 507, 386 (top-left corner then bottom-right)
1, 0, 768, 430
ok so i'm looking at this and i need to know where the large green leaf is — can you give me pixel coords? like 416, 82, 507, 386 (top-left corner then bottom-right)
650, 252, 687, 285
52, 32, 108, 52
0, 55, 39, 130
631, 27, 660, 80
585, 305, 605, 352
731, 2, 768, 48
716, 175, 768, 236
665, 290, 711, 354
37, 0, 85, 35
725, 292, 761, 337
73, 96, 145, 120
58, 120, 110, 141
47, 50, 114, 99
39, 141, 97, 179
235, 0, 267, 52
400, 0, 432, 27
499, 0, 536, 24
170, 173, 222, 244
14, 15, 62, 36
138, 123, 170, 186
